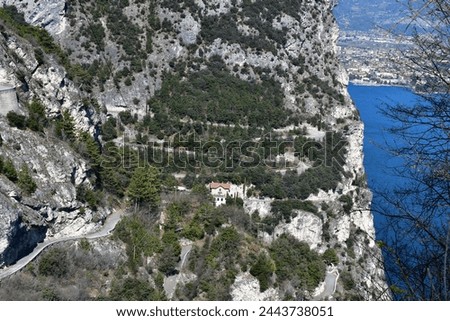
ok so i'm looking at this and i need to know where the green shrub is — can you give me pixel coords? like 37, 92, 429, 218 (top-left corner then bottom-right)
54, 110, 76, 142
182, 220, 204, 241
6, 111, 26, 129
114, 216, 161, 272
209, 227, 241, 265
226, 196, 244, 207
109, 278, 163, 301
127, 166, 161, 209
182, 172, 196, 189
34, 48, 45, 65
79, 238, 91, 252
340, 271, 355, 291
76, 185, 102, 210
148, 62, 289, 128
322, 248, 339, 265
250, 252, 275, 292
101, 117, 118, 141
157, 243, 179, 275
84, 22, 106, 51
41, 287, 60, 301
191, 183, 209, 197
17, 164, 37, 195
270, 234, 326, 291
2, 158, 17, 182
27, 99, 47, 132
5, 100, 48, 132
339, 194, 354, 213
77, 131, 102, 170
118, 110, 135, 125
38, 248, 69, 277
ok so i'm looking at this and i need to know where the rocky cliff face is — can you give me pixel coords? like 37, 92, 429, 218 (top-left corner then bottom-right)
0, 16, 106, 266
0, 0, 388, 300
0, 117, 109, 266
0, 30, 99, 133
0, 0, 67, 35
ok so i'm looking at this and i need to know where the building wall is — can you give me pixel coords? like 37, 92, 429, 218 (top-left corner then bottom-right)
0, 87, 19, 116
211, 187, 229, 197
211, 187, 229, 207
214, 196, 227, 207
210, 183, 251, 207
229, 184, 246, 199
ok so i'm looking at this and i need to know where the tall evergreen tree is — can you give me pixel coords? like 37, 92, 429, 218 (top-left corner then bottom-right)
3, 158, 17, 182
17, 164, 37, 195
127, 166, 161, 211
56, 110, 76, 142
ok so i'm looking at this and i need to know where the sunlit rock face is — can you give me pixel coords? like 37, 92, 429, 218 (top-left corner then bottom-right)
0, 0, 388, 300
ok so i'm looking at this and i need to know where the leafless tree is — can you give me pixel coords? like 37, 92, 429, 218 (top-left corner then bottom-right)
377, 0, 449, 300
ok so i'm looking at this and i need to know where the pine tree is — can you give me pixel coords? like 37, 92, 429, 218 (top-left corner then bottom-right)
250, 252, 275, 292
78, 131, 102, 170
17, 164, 37, 195
127, 166, 161, 211
27, 99, 47, 132
55, 110, 76, 142
3, 158, 17, 182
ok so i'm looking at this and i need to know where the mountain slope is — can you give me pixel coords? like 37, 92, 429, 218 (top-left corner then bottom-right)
0, 0, 388, 300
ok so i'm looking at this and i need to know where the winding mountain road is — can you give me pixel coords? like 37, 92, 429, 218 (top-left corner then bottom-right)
314, 265, 339, 300
0, 209, 124, 280
322, 267, 339, 297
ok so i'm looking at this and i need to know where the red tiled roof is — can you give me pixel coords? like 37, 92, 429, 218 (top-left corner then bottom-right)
209, 182, 231, 190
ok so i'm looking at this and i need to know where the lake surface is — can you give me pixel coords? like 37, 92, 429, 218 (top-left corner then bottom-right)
347, 84, 422, 230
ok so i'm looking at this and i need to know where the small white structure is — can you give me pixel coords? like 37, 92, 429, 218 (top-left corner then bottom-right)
0, 83, 19, 116
209, 182, 231, 207
208, 182, 250, 207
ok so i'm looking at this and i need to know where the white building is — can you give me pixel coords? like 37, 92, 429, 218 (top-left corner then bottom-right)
0, 83, 19, 116
209, 182, 250, 207
209, 182, 231, 207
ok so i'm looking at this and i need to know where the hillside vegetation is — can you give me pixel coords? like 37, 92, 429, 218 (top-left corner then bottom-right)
0, 0, 386, 301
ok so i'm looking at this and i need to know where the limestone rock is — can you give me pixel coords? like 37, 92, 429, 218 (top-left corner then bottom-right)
231, 272, 279, 301
0, 0, 67, 35
0, 119, 106, 266
178, 13, 200, 45
244, 197, 272, 218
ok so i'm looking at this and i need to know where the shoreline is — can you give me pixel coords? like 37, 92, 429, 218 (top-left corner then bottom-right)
348, 81, 411, 89
348, 81, 443, 96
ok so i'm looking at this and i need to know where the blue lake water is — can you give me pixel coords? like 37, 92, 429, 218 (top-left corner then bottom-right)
347, 84, 422, 231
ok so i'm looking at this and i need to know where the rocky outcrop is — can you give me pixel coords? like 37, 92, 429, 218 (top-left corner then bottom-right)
0, 119, 107, 266
244, 197, 272, 218
0, 34, 99, 134
261, 211, 323, 250
0, 190, 47, 266
0, 0, 67, 35
0, 0, 388, 300
177, 12, 201, 46
231, 272, 279, 301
